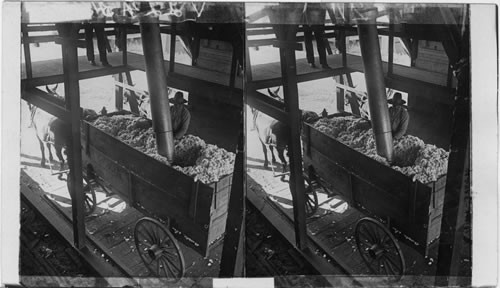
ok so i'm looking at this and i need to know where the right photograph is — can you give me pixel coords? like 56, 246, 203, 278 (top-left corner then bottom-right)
244, 3, 472, 287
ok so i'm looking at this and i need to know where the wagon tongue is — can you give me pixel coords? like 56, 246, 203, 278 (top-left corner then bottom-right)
139, 14, 175, 162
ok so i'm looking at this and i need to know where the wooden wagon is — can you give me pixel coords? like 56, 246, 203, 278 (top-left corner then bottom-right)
79, 113, 233, 281
301, 113, 447, 280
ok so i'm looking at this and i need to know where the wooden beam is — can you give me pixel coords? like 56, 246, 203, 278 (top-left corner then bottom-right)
169, 23, 176, 73
335, 75, 345, 112
249, 66, 350, 90
22, 65, 135, 88
345, 73, 361, 116
124, 71, 140, 114
273, 22, 308, 250
435, 44, 470, 285
21, 88, 69, 122
388, 9, 395, 75
246, 90, 287, 123
114, 73, 124, 111
58, 22, 86, 250
22, 24, 33, 79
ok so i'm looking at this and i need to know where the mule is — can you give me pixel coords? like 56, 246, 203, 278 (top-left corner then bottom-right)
252, 87, 320, 173
29, 85, 98, 170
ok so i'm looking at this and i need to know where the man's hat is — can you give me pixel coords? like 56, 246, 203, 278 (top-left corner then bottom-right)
169, 92, 188, 104
388, 92, 406, 105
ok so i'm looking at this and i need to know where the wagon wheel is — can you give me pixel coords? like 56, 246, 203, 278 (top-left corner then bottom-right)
83, 182, 97, 216
304, 185, 319, 217
355, 217, 405, 281
134, 217, 185, 282
304, 178, 324, 217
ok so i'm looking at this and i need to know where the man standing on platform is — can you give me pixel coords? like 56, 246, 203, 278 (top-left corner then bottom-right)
84, 5, 111, 67
303, 3, 330, 69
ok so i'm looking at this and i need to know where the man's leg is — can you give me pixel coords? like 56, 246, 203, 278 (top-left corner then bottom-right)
94, 23, 110, 66
313, 25, 328, 68
303, 25, 315, 67
84, 23, 96, 65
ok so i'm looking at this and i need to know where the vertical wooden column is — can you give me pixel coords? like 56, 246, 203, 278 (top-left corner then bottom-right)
169, 23, 176, 73
388, 9, 394, 75
22, 23, 33, 79
114, 73, 124, 111
345, 73, 361, 116
58, 23, 86, 249
270, 9, 307, 248
335, 75, 345, 112
125, 72, 140, 114
219, 115, 245, 277
121, 25, 128, 65
435, 17, 470, 285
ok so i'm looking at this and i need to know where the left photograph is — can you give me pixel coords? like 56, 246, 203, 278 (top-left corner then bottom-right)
19, 2, 244, 286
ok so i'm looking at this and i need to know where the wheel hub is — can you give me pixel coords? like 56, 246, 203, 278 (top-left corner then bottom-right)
368, 243, 384, 259
147, 244, 163, 260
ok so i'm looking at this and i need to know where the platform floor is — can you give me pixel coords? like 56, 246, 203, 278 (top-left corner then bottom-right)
22, 51, 243, 89
251, 53, 447, 87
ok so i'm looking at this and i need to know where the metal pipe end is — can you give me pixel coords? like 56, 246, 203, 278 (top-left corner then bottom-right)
156, 131, 175, 162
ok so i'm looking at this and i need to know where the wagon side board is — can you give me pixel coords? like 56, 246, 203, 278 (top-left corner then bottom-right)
81, 122, 233, 256
302, 123, 446, 256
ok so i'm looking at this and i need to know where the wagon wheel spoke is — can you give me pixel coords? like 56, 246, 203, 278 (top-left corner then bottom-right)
358, 227, 377, 245
382, 256, 398, 275
384, 254, 402, 273
159, 257, 176, 278
83, 184, 97, 215
304, 186, 318, 217
162, 254, 181, 275
156, 259, 161, 276
137, 228, 154, 246
355, 218, 405, 281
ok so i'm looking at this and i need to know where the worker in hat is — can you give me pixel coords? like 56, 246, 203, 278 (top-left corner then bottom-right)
388, 92, 409, 140
169, 92, 191, 140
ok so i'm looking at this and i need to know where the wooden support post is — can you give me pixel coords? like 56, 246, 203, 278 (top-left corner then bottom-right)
410, 39, 419, 67
121, 25, 128, 65
229, 47, 238, 88
345, 73, 361, 116
273, 20, 307, 250
169, 23, 176, 73
58, 23, 86, 250
219, 116, 245, 277
22, 23, 33, 79
388, 9, 395, 75
114, 73, 124, 111
124, 71, 140, 114
341, 30, 347, 67
245, 41, 253, 82
335, 75, 345, 112
435, 40, 470, 286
